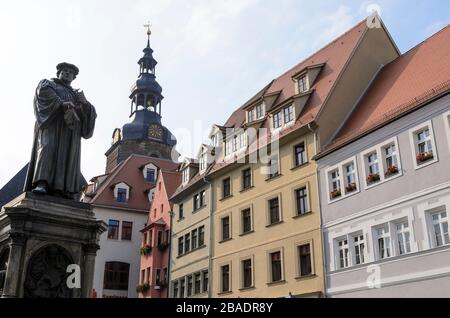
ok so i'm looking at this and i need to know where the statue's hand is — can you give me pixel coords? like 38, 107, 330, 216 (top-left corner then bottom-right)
62, 102, 76, 111
76, 91, 88, 105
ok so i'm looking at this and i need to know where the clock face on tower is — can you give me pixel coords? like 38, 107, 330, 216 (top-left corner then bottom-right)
148, 124, 163, 140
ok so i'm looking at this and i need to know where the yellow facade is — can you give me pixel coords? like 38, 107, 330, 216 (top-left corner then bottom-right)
211, 128, 324, 297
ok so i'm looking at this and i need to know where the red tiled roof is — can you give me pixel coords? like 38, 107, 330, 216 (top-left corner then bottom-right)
206, 18, 369, 176
318, 24, 450, 158
160, 170, 182, 199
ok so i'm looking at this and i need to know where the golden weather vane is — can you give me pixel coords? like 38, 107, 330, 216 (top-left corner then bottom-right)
144, 21, 152, 38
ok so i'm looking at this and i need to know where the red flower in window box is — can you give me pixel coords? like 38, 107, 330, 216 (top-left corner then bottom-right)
416, 152, 434, 163
385, 165, 399, 177
140, 244, 152, 256
367, 173, 380, 184
345, 182, 357, 193
330, 189, 341, 199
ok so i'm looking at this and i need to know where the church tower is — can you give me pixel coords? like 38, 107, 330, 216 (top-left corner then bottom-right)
105, 26, 178, 173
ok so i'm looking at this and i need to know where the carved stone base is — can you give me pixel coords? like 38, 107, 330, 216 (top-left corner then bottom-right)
0, 192, 107, 298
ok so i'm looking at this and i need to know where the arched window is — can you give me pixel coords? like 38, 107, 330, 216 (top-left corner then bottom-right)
103, 262, 130, 291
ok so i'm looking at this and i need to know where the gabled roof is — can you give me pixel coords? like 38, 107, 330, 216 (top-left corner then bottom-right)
83, 154, 179, 212
160, 170, 182, 200
206, 18, 369, 176
316, 24, 450, 158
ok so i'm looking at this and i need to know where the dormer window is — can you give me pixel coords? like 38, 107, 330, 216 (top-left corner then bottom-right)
113, 182, 130, 203
283, 105, 294, 124
200, 153, 207, 172
272, 104, 295, 132
146, 168, 156, 183
273, 112, 282, 129
247, 110, 254, 122
117, 188, 127, 202
255, 104, 263, 119
298, 75, 308, 93
182, 168, 190, 184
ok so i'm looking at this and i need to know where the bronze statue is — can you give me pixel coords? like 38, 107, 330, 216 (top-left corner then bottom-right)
24, 63, 97, 199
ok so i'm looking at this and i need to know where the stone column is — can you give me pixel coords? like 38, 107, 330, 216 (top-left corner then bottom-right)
1, 233, 26, 298
81, 244, 99, 298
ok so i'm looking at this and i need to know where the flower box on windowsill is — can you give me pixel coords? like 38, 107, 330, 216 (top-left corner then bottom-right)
385, 165, 399, 177
136, 283, 150, 293
156, 281, 168, 289
157, 242, 170, 252
345, 183, 357, 194
367, 173, 380, 185
330, 189, 341, 199
140, 245, 152, 256
416, 152, 434, 164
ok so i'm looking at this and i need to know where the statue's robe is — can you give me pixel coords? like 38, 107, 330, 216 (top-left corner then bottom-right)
24, 78, 96, 196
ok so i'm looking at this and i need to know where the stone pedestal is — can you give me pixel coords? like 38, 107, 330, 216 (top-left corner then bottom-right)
0, 192, 107, 298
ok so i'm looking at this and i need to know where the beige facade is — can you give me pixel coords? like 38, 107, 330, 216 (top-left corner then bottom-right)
170, 176, 211, 298
211, 129, 324, 298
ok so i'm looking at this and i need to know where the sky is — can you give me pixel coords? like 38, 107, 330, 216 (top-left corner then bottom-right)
0, 0, 449, 188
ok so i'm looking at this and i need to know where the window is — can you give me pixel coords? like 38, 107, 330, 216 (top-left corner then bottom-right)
338, 239, 349, 269
225, 140, 232, 156
232, 135, 238, 152
200, 190, 206, 207
155, 269, 161, 285
299, 244, 312, 276
366, 152, 380, 185
179, 277, 185, 297
200, 154, 207, 172
242, 209, 252, 234
344, 162, 357, 193
270, 251, 282, 282
191, 229, 198, 250
141, 269, 145, 284
248, 109, 254, 122
383, 144, 398, 178
256, 104, 263, 119
198, 226, 205, 247
157, 231, 163, 246
223, 178, 231, 198
240, 133, 247, 149
221, 216, 230, 241
329, 169, 341, 199
173, 281, 179, 298
179, 204, 184, 220
202, 271, 208, 293
146, 168, 156, 183
194, 273, 201, 294
121, 221, 132, 241
184, 234, 190, 253
193, 194, 200, 211
294, 143, 306, 167
283, 105, 294, 124
377, 226, 391, 259
108, 220, 119, 240
295, 187, 308, 216
148, 229, 153, 246
353, 235, 365, 265
103, 262, 130, 290
158, 182, 162, 191
242, 168, 252, 190
268, 154, 279, 178
396, 222, 411, 255
298, 75, 307, 93
117, 188, 127, 203
410, 122, 437, 168
221, 265, 230, 293
182, 168, 189, 184
147, 267, 151, 283
178, 237, 184, 256
143, 232, 148, 246
242, 259, 253, 288
268, 198, 280, 225
187, 275, 193, 297
432, 211, 449, 247
273, 111, 282, 129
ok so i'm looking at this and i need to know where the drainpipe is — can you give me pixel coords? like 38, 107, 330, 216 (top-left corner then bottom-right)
168, 208, 174, 298
203, 174, 213, 298
307, 123, 327, 298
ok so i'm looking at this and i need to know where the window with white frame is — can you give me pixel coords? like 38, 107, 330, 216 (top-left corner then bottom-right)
344, 162, 356, 194
283, 105, 294, 124
329, 169, 341, 199
182, 168, 189, 184
431, 211, 449, 247
225, 139, 232, 156
267, 153, 279, 178
298, 75, 308, 93
199, 153, 207, 172
395, 221, 411, 255
376, 226, 391, 260
247, 109, 254, 122
239, 132, 247, 149
366, 152, 380, 185
273, 111, 282, 129
232, 135, 238, 152
383, 143, 399, 177
353, 234, 365, 265
256, 104, 264, 119
410, 122, 437, 167
338, 239, 349, 269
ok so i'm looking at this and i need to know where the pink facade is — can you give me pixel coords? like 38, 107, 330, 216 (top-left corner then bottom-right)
139, 170, 181, 298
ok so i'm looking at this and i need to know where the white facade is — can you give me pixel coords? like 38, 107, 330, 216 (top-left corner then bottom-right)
92, 207, 147, 298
